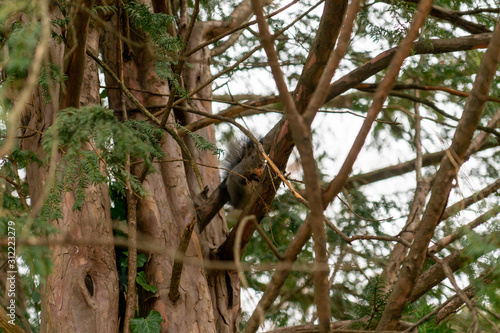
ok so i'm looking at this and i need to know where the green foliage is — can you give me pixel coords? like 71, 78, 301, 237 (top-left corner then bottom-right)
130, 310, 163, 333
136, 271, 158, 293
110, 181, 127, 222
92, 5, 117, 16
38, 63, 66, 104
120, 252, 148, 270
174, 123, 223, 156
40, 105, 166, 224
124, 1, 186, 96
358, 0, 414, 46
351, 276, 391, 329
119, 252, 155, 295
20, 245, 53, 281
2, 21, 39, 75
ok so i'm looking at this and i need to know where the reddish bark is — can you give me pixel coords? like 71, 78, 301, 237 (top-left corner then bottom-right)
18, 8, 120, 331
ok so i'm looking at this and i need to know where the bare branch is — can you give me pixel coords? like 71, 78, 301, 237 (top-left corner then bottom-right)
441, 178, 500, 221
323, 0, 434, 208
378, 16, 500, 330
428, 205, 500, 255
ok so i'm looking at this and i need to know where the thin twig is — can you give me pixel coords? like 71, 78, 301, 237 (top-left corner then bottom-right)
250, 218, 283, 261
428, 253, 479, 333
86, 48, 205, 192
370, 90, 500, 137
252, 0, 332, 331
184, 0, 302, 57
234, 216, 267, 322
0, 0, 50, 158
174, 0, 325, 107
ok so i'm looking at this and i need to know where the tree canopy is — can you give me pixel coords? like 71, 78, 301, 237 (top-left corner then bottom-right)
0, 0, 499, 332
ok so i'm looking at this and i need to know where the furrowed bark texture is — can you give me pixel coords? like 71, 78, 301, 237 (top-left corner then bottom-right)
101, 0, 274, 331
102, 11, 222, 333
377, 17, 500, 331
18, 5, 120, 332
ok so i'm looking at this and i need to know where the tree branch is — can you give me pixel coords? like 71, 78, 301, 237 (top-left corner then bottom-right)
325, 32, 493, 104
377, 17, 500, 330
400, 0, 491, 34
428, 205, 500, 255
322, 0, 434, 207
169, 217, 197, 302
252, 0, 332, 330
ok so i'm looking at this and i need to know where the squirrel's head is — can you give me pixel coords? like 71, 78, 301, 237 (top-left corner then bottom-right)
243, 142, 265, 181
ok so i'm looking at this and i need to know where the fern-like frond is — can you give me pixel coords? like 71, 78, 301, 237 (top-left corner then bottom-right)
174, 123, 223, 157
40, 105, 167, 223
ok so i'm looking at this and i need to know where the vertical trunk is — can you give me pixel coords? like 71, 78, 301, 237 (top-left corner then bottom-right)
182, 22, 241, 333
101, 9, 238, 332
19, 10, 119, 333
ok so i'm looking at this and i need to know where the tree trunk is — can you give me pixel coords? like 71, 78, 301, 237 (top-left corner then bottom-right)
100, 9, 238, 333
19, 9, 120, 333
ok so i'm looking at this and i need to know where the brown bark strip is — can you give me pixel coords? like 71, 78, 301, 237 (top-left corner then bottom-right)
169, 217, 197, 303
322, 0, 434, 207
59, 0, 93, 109
428, 205, 500, 255
251, 0, 333, 331
325, 32, 492, 104
377, 17, 500, 331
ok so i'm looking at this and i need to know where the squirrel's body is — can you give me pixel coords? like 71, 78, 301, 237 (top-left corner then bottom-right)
224, 139, 265, 209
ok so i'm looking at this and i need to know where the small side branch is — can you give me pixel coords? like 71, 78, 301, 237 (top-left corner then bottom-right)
169, 217, 197, 303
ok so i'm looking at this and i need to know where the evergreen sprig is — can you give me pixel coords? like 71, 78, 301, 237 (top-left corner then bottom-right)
352, 276, 391, 329
124, 1, 186, 96
174, 123, 223, 156
40, 105, 166, 222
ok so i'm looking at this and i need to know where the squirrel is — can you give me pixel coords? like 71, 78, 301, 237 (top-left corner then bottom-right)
223, 138, 266, 210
